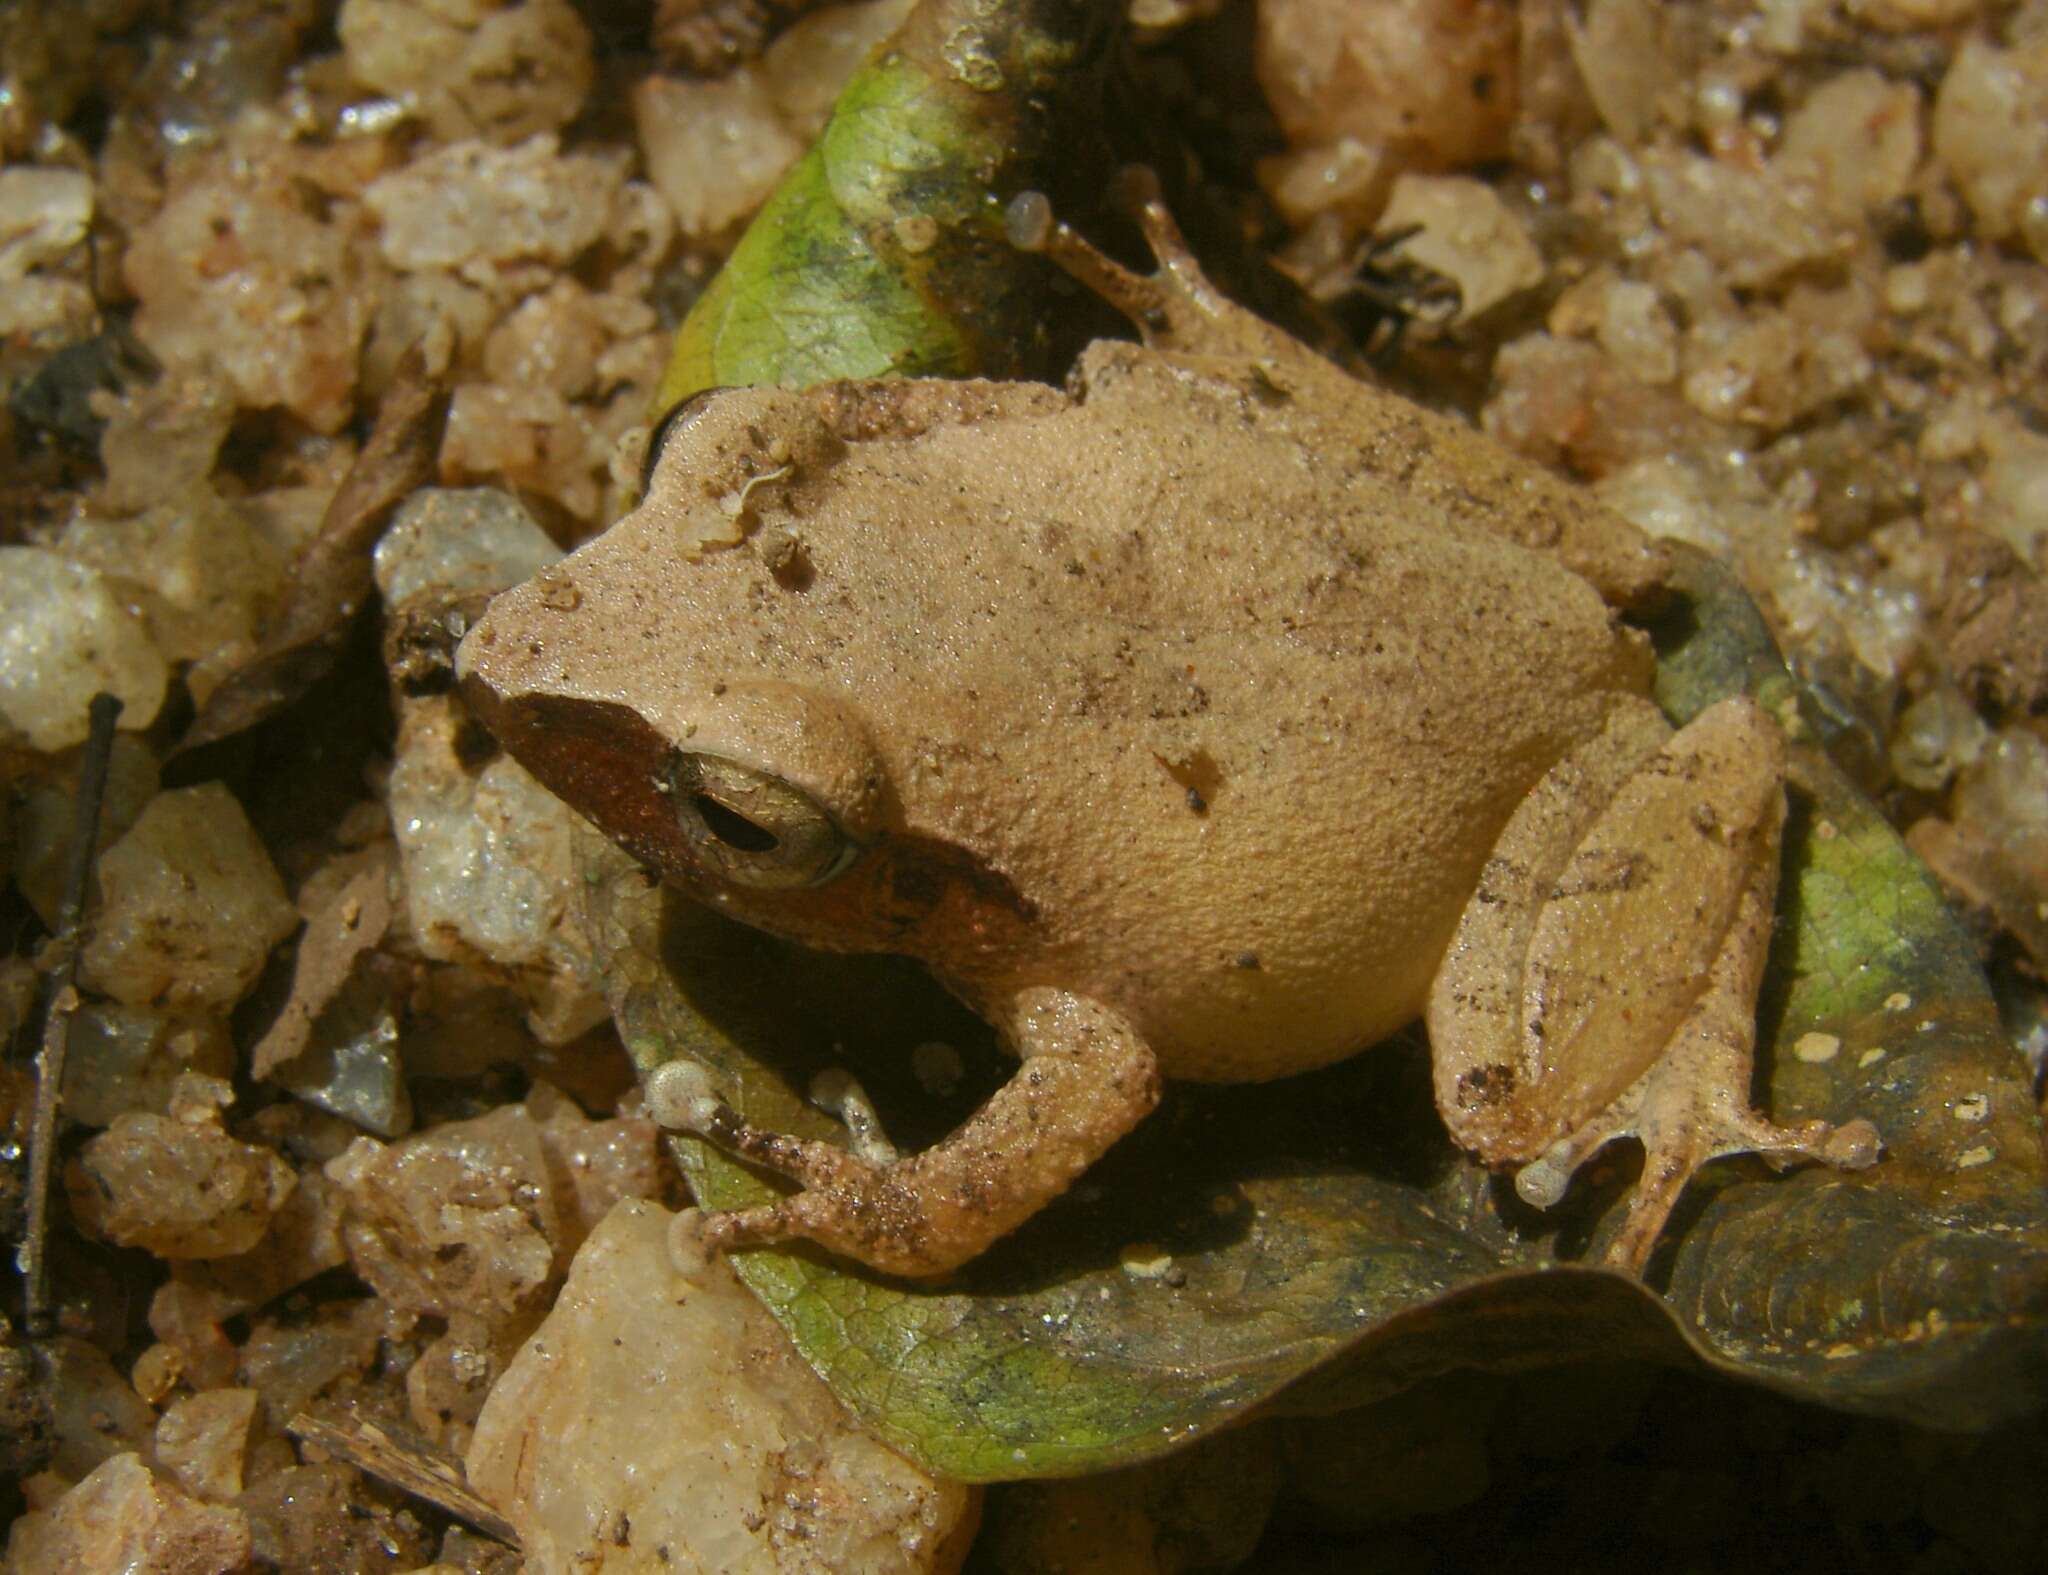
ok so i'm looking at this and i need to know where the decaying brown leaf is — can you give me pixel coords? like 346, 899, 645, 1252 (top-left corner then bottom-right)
176, 361, 450, 754
1929, 529, 2048, 715
250, 844, 397, 1082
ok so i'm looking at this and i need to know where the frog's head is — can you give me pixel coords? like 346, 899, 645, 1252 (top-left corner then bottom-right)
457, 569, 933, 950
454, 386, 1040, 970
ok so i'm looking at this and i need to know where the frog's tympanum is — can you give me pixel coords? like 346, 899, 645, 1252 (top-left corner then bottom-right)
457, 183, 1879, 1278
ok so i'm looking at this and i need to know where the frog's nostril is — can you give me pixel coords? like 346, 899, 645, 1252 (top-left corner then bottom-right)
694, 795, 780, 852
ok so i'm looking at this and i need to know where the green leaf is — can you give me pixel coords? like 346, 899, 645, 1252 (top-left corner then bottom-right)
1646, 546, 2048, 1427
652, 0, 1114, 409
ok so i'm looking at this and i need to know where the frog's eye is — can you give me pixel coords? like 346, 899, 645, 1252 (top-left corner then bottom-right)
670, 754, 856, 888
639, 386, 731, 497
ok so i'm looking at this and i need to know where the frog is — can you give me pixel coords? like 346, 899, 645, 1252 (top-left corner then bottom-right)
455, 176, 1879, 1279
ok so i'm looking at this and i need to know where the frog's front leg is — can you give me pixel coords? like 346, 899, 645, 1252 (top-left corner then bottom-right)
1428, 696, 1880, 1272
647, 989, 1160, 1278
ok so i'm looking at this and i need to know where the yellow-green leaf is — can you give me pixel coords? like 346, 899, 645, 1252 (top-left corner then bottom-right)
653, 0, 1115, 410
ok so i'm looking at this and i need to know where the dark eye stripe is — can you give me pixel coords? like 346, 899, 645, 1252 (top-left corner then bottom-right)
639, 385, 732, 497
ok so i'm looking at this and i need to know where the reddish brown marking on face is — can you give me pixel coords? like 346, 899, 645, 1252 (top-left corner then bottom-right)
461, 683, 696, 876
463, 678, 1039, 968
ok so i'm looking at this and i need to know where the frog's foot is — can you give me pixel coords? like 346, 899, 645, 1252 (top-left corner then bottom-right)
644, 991, 1160, 1277
646, 1058, 929, 1268
647, 1059, 857, 1182
1509, 883, 1882, 1272
1429, 695, 1882, 1274
644, 1060, 902, 1169
1007, 168, 1312, 364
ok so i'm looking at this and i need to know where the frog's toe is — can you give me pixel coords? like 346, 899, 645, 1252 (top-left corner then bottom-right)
667, 1206, 720, 1277
646, 1058, 876, 1192
1513, 1139, 1587, 1211
687, 1198, 794, 1257
1818, 1116, 1883, 1169
645, 1058, 727, 1134
807, 1066, 899, 1165
686, 1184, 983, 1279
1511, 1036, 1885, 1275
676, 1196, 854, 1267
1607, 1107, 1881, 1274
1007, 167, 1310, 363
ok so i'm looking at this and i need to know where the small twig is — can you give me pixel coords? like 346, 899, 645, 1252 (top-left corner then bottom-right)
287, 1411, 521, 1548
18, 691, 123, 1337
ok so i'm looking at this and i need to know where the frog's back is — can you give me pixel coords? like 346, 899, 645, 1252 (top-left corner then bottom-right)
725, 354, 1660, 1079
479, 362, 1663, 1082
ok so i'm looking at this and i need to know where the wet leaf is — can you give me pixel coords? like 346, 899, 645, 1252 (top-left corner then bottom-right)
591, 545, 2048, 1482
651, 0, 1115, 410
1643, 547, 2048, 1427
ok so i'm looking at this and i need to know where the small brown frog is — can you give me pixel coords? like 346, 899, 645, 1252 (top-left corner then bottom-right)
456, 182, 1878, 1278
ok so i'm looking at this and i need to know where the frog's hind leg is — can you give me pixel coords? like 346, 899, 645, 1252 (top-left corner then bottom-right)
1428, 695, 1880, 1273
646, 991, 1160, 1278
1510, 850, 1881, 1271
